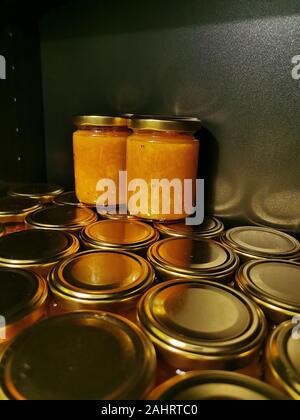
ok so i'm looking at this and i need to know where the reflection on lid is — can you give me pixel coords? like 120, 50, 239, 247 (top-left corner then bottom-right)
154, 216, 224, 239
26, 205, 97, 231
221, 226, 300, 260
149, 371, 288, 400
0, 312, 156, 400
0, 196, 41, 216
9, 183, 64, 200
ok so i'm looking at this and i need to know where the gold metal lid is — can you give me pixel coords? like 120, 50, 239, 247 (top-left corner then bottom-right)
129, 116, 201, 133
98, 204, 143, 221
149, 371, 288, 400
0, 229, 80, 268
220, 226, 300, 261
147, 238, 239, 282
9, 183, 64, 203
0, 268, 47, 342
265, 321, 300, 400
26, 205, 97, 232
138, 280, 267, 367
154, 217, 224, 240
54, 191, 94, 208
49, 250, 155, 309
0, 311, 156, 400
74, 115, 128, 128
236, 260, 300, 323
0, 196, 42, 223
80, 220, 159, 252
0, 224, 5, 237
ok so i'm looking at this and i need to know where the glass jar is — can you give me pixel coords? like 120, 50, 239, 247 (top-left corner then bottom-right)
127, 117, 201, 222
0, 268, 48, 345
236, 260, 300, 325
49, 250, 155, 313
148, 371, 288, 400
0, 312, 156, 400
54, 191, 94, 208
0, 196, 42, 234
220, 226, 300, 262
9, 183, 64, 204
154, 216, 224, 240
0, 229, 80, 277
137, 279, 267, 373
265, 320, 300, 400
25, 205, 97, 234
80, 219, 159, 256
147, 237, 239, 284
73, 116, 130, 206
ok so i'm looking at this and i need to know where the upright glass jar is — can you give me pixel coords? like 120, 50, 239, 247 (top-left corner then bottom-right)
127, 117, 201, 221
0, 312, 156, 400
73, 116, 130, 206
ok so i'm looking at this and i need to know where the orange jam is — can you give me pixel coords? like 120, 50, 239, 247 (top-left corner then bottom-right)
73, 116, 130, 206
127, 117, 201, 222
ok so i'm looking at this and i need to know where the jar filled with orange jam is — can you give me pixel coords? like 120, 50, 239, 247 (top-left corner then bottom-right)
127, 117, 201, 222
73, 116, 130, 206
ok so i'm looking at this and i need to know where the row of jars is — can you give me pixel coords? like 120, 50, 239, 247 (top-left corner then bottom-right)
73, 115, 201, 221
0, 187, 299, 399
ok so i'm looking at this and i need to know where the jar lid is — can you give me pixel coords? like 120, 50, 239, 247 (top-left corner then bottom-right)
9, 183, 64, 203
26, 205, 97, 232
221, 226, 300, 260
74, 115, 128, 127
147, 238, 239, 281
154, 217, 224, 240
0, 268, 47, 341
0, 229, 79, 268
138, 280, 267, 366
236, 260, 300, 322
0, 311, 156, 400
129, 117, 201, 133
266, 321, 300, 400
80, 220, 159, 252
54, 191, 94, 208
149, 371, 288, 400
49, 250, 155, 308
0, 224, 5, 237
0, 196, 42, 223
98, 204, 143, 221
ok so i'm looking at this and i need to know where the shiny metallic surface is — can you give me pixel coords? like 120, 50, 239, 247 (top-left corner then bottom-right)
155, 216, 224, 240
0, 229, 80, 276
54, 191, 94, 208
148, 237, 239, 283
0, 224, 5, 238
0, 312, 156, 400
26, 205, 97, 233
49, 250, 155, 312
9, 183, 64, 204
236, 260, 300, 324
0, 268, 48, 343
0, 196, 42, 224
148, 371, 289, 400
221, 226, 300, 262
80, 220, 159, 254
138, 279, 267, 371
265, 321, 300, 400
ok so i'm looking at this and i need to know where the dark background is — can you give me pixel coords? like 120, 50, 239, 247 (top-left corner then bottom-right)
1, 0, 299, 234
